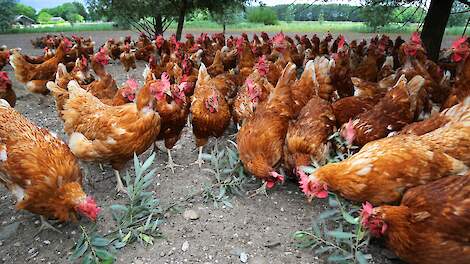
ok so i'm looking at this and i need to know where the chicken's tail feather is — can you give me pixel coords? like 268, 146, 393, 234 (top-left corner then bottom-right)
196, 63, 210, 88
442, 96, 470, 124
68, 132, 100, 160
0, 99, 11, 108
9, 51, 32, 83
67, 80, 88, 98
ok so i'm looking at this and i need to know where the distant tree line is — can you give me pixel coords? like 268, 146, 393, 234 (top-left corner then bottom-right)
2, 0, 90, 28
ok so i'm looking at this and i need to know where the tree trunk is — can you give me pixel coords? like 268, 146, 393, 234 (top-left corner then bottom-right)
421, 0, 454, 61
154, 14, 163, 37
223, 23, 226, 34
176, 0, 187, 41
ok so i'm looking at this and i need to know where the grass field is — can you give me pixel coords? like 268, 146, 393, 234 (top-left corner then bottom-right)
3, 20, 467, 35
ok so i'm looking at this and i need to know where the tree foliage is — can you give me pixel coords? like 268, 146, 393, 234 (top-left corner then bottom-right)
86, 0, 252, 39
247, 6, 279, 25
14, 3, 37, 20
37, 11, 53, 24
448, 0, 470, 26
272, 4, 361, 22
0, 0, 16, 32
360, 4, 396, 31
210, 2, 245, 32
40, 2, 89, 21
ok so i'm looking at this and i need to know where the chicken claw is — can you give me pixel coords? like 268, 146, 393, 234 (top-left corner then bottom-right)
34, 216, 62, 236
247, 182, 268, 198
192, 146, 205, 168
114, 170, 128, 195
166, 149, 182, 173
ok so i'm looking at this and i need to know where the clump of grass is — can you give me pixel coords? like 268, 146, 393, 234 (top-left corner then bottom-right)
201, 140, 251, 207
72, 153, 162, 263
70, 225, 115, 264
294, 194, 371, 264
108, 153, 163, 248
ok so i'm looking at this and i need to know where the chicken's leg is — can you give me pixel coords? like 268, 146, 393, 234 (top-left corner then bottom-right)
34, 216, 62, 236
151, 142, 163, 154
192, 146, 205, 168
166, 148, 182, 173
114, 170, 128, 194
98, 163, 104, 171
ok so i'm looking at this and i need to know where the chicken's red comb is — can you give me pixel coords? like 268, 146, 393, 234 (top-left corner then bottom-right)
81, 56, 87, 66
63, 37, 72, 47
77, 196, 100, 221
360, 201, 374, 226
126, 78, 139, 90
338, 35, 345, 50
236, 37, 244, 48
0, 71, 10, 81
185, 33, 194, 39
161, 72, 170, 89
273, 32, 285, 44
452, 37, 468, 49
410, 32, 421, 44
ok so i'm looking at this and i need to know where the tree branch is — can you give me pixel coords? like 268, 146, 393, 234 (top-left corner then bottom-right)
451, 9, 470, 14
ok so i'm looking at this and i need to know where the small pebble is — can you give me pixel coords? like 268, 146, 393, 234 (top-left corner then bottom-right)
181, 241, 189, 252
240, 252, 248, 263
183, 209, 200, 220
43, 240, 51, 245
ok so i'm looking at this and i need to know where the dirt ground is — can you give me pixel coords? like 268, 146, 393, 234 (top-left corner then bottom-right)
0, 29, 441, 264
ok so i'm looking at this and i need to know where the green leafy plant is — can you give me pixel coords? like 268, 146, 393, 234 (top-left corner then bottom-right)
201, 140, 250, 207
246, 6, 279, 25
71, 225, 115, 264
108, 153, 163, 248
328, 131, 359, 163
294, 194, 371, 264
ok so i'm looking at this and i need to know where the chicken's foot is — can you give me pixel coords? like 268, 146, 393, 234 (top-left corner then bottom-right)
192, 146, 205, 168
34, 216, 62, 236
114, 170, 128, 195
166, 148, 182, 173
247, 181, 268, 198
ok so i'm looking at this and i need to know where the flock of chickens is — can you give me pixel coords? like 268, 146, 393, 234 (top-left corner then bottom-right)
0, 30, 469, 264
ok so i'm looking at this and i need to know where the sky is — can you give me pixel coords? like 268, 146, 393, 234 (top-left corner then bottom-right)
19, 0, 86, 10
20, 0, 360, 10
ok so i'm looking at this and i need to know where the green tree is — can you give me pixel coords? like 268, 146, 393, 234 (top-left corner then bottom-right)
447, 1, 470, 26
360, 4, 395, 31
37, 11, 53, 24
247, 6, 278, 25
86, 0, 252, 40
67, 13, 84, 25
41, 2, 88, 21
14, 3, 37, 20
210, 3, 244, 33
71, 2, 88, 20
0, 0, 16, 32
359, 0, 469, 62
318, 10, 325, 24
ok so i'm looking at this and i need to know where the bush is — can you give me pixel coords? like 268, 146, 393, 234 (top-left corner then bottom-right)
360, 4, 395, 31
14, 3, 37, 20
0, 0, 15, 32
37, 11, 53, 24
68, 13, 84, 23
247, 7, 278, 25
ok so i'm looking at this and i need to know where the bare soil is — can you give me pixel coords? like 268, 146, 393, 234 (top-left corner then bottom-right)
0, 30, 417, 264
